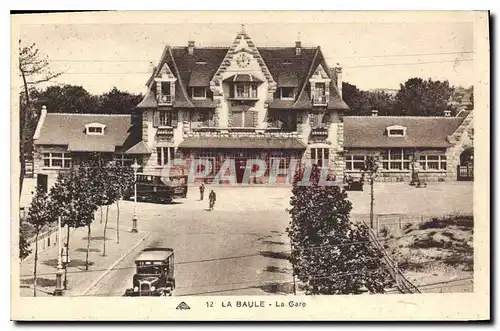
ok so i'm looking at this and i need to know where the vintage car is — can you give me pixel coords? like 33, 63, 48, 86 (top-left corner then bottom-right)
124, 174, 188, 204
124, 248, 175, 297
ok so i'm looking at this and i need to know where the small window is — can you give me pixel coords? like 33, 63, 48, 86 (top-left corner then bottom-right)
280, 87, 295, 100
88, 127, 103, 134
389, 129, 404, 136
161, 82, 171, 95
386, 125, 407, 137
192, 87, 206, 99
85, 123, 106, 135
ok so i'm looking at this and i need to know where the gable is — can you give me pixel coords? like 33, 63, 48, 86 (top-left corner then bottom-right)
210, 28, 276, 94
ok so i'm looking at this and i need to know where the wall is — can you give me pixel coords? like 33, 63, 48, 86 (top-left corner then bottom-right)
344, 148, 450, 183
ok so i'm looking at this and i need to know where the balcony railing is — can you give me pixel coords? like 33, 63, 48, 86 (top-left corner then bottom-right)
157, 94, 173, 105
313, 94, 327, 106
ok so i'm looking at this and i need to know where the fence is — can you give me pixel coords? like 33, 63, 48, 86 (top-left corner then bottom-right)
362, 220, 421, 294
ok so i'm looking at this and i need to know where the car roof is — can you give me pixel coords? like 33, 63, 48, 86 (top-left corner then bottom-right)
135, 248, 174, 261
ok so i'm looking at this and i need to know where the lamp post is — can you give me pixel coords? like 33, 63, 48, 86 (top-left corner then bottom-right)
131, 159, 140, 233
54, 216, 63, 296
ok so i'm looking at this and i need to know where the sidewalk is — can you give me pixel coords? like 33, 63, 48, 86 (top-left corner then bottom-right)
19, 216, 147, 297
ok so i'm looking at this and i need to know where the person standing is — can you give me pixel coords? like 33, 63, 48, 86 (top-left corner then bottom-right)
199, 183, 205, 201
208, 190, 216, 211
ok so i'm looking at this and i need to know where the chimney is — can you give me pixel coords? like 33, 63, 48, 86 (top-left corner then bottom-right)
335, 66, 343, 98
444, 109, 451, 117
295, 41, 302, 56
188, 41, 195, 55
371, 109, 378, 117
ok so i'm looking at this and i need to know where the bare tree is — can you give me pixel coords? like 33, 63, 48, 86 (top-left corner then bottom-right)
18, 41, 63, 191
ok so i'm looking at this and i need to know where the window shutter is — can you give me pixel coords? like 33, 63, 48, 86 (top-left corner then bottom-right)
153, 110, 160, 127
244, 111, 254, 128
171, 110, 178, 127
232, 111, 243, 127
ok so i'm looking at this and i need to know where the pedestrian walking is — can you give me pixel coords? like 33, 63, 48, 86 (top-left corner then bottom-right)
208, 190, 216, 211
199, 183, 205, 201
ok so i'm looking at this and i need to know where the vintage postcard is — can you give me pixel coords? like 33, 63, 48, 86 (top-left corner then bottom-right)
10, 11, 490, 321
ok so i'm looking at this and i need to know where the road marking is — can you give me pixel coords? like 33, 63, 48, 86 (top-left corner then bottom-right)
81, 233, 148, 296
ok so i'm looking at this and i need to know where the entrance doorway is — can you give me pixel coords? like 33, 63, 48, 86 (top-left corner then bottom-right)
235, 158, 246, 184
457, 147, 473, 181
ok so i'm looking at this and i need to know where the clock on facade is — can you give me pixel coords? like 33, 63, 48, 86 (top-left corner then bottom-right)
236, 52, 251, 68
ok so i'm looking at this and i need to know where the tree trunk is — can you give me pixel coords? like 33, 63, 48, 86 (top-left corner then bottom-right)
19, 67, 29, 196
103, 205, 109, 256
100, 206, 103, 224
85, 224, 91, 271
116, 199, 120, 244
33, 230, 39, 297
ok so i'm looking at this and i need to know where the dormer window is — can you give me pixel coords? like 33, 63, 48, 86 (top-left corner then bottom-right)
192, 87, 207, 99
280, 87, 295, 100
386, 125, 407, 137
85, 123, 106, 135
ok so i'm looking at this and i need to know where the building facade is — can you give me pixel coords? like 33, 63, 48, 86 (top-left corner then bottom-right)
31, 27, 474, 186
32, 108, 147, 185
343, 109, 474, 182
134, 27, 349, 183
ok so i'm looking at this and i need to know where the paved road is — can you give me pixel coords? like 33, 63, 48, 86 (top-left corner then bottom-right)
85, 192, 294, 297
83, 182, 473, 297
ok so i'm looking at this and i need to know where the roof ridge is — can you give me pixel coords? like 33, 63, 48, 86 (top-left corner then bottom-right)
168, 46, 194, 107
292, 47, 320, 108
344, 116, 460, 119
171, 46, 229, 49
46, 113, 131, 117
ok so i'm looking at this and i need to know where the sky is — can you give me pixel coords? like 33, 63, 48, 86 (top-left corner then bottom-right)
18, 20, 474, 96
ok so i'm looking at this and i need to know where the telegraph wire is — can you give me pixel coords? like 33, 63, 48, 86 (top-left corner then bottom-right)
45, 50, 474, 63
66, 274, 474, 297
19, 246, 471, 279
39, 58, 474, 75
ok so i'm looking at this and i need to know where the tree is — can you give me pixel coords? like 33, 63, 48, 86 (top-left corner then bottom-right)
286, 165, 394, 294
19, 222, 32, 261
18, 42, 62, 192
25, 186, 56, 296
342, 82, 395, 116
99, 87, 143, 114
50, 169, 98, 283
394, 78, 454, 116
31, 85, 100, 114
77, 155, 108, 269
101, 162, 122, 256
108, 162, 134, 244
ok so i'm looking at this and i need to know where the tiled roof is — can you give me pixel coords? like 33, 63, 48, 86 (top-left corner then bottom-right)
138, 43, 349, 111
344, 116, 465, 148
34, 113, 132, 152
178, 137, 307, 149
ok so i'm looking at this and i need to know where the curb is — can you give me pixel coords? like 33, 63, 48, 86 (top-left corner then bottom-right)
80, 232, 148, 296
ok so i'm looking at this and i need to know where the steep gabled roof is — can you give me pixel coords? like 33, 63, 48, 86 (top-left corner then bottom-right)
138, 43, 349, 111
344, 116, 465, 149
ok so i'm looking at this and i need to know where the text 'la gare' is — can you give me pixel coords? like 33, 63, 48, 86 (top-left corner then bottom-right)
221, 301, 306, 308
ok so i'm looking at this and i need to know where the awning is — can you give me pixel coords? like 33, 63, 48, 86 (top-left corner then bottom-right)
124, 141, 152, 154
178, 137, 307, 149
223, 74, 263, 83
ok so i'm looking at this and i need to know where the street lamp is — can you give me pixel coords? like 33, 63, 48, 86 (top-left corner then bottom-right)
131, 158, 140, 233
54, 216, 63, 296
